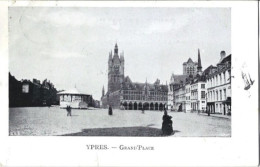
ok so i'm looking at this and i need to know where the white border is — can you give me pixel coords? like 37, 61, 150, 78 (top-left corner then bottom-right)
0, 1, 258, 166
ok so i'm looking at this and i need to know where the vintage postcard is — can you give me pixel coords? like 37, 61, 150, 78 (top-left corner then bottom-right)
0, 1, 258, 167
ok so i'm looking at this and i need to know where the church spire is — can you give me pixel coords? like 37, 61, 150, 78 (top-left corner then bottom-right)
197, 49, 202, 74
114, 43, 118, 54
109, 50, 112, 61
102, 85, 105, 97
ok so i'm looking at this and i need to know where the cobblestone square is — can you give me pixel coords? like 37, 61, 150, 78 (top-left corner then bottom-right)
9, 107, 231, 137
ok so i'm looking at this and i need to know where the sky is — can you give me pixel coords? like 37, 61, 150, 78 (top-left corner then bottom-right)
9, 7, 231, 100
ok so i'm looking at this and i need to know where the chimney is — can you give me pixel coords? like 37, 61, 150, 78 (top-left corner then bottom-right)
220, 51, 226, 60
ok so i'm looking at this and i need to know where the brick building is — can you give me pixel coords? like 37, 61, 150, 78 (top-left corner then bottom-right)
9, 73, 58, 107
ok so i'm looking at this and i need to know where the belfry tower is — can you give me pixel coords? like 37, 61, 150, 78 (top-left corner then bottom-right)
108, 43, 125, 93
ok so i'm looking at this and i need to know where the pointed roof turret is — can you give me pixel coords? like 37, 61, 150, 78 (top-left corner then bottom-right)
197, 49, 202, 72
113, 43, 120, 64
198, 49, 202, 68
187, 58, 194, 63
120, 51, 124, 61
102, 85, 105, 97
114, 43, 118, 54
109, 50, 112, 60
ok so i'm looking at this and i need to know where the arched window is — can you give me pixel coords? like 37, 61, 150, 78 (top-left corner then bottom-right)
219, 74, 222, 85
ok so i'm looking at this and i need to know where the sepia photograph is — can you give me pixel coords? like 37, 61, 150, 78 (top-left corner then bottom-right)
8, 7, 232, 137
0, 1, 258, 167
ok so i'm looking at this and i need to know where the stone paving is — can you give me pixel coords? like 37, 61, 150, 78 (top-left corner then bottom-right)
9, 106, 231, 137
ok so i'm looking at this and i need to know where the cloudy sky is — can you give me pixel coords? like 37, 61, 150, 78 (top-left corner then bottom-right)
9, 7, 231, 100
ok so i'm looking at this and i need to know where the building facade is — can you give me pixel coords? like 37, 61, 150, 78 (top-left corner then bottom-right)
168, 74, 187, 111
205, 51, 231, 115
170, 49, 207, 113
9, 73, 59, 107
101, 44, 168, 110
169, 50, 231, 115
167, 74, 174, 110
190, 76, 206, 112
184, 82, 191, 112
173, 83, 186, 112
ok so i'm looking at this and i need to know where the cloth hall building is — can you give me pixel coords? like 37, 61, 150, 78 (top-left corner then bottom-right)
101, 44, 168, 110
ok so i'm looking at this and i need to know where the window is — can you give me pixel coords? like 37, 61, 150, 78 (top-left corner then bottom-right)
201, 91, 205, 99
224, 89, 226, 100
223, 72, 226, 84
22, 84, 29, 93
201, 84, 205, 88
220, 90, 222, 100
60, 95, 64, 101
219, 74, 222, 85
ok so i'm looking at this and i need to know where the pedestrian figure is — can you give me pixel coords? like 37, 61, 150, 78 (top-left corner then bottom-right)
108, 105, 113, 115
162, 109, 173, 136
68, 106, 72, 116
142, 107, 145, 114
66, 105, 69, 116
66, 105, 72, 116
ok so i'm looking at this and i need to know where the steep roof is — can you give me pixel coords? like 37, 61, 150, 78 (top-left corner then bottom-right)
203, 65, 217, 76
183, 58, 193, 65
172, 75, 188, 84
219, 54, 231, 64
183, 57, 198, 65
57, 88, 89, 95
187, 58, 194, 64
121, 77, 168, 92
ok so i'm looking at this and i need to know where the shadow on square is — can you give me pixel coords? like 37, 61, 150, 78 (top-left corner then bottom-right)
60, 126, 180, 137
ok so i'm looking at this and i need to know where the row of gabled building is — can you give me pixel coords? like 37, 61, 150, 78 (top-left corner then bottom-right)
168, 50, 231, 115
9, 73, 101, 108
9, 73, 59, 107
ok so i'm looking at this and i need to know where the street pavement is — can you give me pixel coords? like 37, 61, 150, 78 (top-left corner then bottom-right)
9, 106, 231, 137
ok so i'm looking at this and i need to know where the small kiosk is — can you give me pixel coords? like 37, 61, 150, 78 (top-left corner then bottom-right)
57, 88, 90, 109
